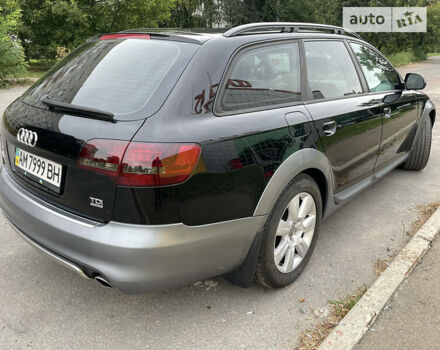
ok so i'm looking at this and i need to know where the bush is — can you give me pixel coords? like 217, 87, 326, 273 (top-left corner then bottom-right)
387, 50, 427, 67
0, 6, 27, 86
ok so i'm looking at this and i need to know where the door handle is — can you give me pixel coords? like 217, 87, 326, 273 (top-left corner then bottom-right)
384, 107, 392, 119
322, 121, 337, 136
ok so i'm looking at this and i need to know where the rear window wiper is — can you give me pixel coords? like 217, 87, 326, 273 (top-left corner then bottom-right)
41, 95, 115, 123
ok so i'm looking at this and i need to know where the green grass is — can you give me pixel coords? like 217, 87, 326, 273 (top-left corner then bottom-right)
328, 285, 368, 318
2, 59, 55, 88
296, 286, 368, 350
11, 59, 54, 79
427, 52, 440, 57
387, 50, 428, 67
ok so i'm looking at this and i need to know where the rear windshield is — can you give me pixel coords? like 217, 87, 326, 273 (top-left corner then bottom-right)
21, 39, 198, 120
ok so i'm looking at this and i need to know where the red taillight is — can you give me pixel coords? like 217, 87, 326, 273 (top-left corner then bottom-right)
79, 139, 128, 177
78, 140, 201, 187
119, 142, 201, 187
99, 34, 151, 40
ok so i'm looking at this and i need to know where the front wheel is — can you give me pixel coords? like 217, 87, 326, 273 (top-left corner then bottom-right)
256, 174, 322, 288
401, 116, 432, 171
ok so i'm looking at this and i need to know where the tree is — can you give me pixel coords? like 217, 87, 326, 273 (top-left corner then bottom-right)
166, 0, 221, 28
18, 0, 176, 60
309, 0, 440, 55
0, 2, 26, 85
425, 1, 440, 52
18, 0, 89, 59
93, 0, 176, 32
222, 0, 314, 27
10, 0, 440, 61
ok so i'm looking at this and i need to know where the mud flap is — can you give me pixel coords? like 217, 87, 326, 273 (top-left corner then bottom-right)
223, 230, 264, 287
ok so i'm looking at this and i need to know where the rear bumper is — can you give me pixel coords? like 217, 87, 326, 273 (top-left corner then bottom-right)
0, 169, 266, 293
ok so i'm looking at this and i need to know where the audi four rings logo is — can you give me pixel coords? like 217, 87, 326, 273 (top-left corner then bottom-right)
17, 128, 38, 147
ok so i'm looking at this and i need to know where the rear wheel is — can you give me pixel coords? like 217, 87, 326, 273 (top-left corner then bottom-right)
256, 174, 322, 288
401, 117, 432, 171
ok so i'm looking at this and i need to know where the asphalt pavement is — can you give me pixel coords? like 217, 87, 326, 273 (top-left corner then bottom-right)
356, 230, 440, 350
1, 57, 440, 350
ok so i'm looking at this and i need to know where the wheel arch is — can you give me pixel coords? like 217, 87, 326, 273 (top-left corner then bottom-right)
422, 100, 435, 126
301, 168, 328, 217
411, 99, 436, 150
253, 148, 333, 219
226, 148, 333, 288
429, 108, 436, 126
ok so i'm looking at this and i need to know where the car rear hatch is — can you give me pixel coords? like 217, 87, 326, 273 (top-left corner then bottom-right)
1, 36, 199, 222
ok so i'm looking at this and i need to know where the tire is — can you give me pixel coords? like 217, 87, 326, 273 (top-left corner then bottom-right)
255, 174, 322, 289
401, 117, 432, 171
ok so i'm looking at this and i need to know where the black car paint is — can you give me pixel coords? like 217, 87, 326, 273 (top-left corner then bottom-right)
375, 90, 421, 168
0, 32, 430, 227
2, 100, 144, 222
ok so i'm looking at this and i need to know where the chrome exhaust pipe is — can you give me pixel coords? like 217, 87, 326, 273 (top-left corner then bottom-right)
94, 275, 113, 288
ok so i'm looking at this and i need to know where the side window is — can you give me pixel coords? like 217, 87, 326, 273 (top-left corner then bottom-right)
304, 41, 362, 100
218, 43, 301, 113
350, 43, 400, 92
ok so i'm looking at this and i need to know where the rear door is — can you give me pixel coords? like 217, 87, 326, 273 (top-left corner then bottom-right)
303, 40, 383, 192
215, 40, 308, 174
349, 42, 419, 170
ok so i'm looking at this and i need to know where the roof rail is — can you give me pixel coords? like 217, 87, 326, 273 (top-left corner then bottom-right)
223, 22, 362, 40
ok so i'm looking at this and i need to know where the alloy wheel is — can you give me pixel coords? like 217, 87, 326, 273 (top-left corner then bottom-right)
274, 192, 316, 273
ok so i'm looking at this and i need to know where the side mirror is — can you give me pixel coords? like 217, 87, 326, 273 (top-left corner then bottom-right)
405, 73, 426, 90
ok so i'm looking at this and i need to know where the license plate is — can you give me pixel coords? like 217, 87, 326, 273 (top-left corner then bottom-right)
15, 147, 62, 190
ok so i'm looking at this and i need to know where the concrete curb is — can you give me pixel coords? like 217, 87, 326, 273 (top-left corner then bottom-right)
318, 206, 440, 350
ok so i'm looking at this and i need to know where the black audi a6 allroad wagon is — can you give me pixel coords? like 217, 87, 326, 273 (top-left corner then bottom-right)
0, 23, 435, 293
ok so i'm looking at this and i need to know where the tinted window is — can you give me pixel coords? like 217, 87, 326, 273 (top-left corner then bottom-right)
304, 41, 362, 100
21, 39, 198, 120
350, 43, 400, 92
219, 43, 301, 113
